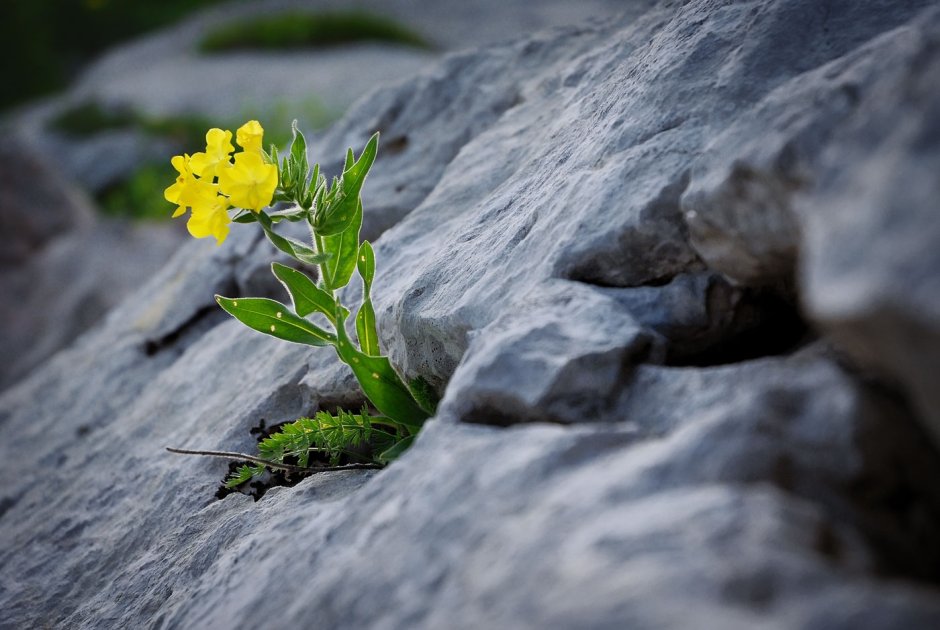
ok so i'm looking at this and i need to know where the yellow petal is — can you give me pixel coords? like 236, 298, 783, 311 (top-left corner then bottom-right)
189, 152, 211, 178
187, 199, 231, 245
236, 120, 264, 154
170, 154, 191, 176
218, 151, 277, 212
205, 128, 234, 157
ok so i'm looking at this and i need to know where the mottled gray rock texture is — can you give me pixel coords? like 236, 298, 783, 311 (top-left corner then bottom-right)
2, 1, 940, 628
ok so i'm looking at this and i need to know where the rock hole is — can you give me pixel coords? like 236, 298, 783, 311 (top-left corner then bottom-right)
661, 281, 814, 367
0, 495, 18, 521
142, 305, 227, 357
383, 135, 409, 156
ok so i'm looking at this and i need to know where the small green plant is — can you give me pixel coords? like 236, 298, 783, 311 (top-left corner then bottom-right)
165, 120, 435, 488
200, 10, 434, 53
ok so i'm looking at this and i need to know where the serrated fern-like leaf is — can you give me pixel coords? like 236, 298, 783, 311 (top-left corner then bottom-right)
225, 464, 264, 489
256, 409, 396, 468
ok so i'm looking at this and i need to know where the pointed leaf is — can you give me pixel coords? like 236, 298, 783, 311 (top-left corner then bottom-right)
355, 299, 379, 356
334, 308, 428, 428
217, 296, 335, 347
268, 206, 307, 223
408, 376, 439, 415
257, 210, 331, 265
232, 211, 258, 224
290, 120, 307, 166
357, 240, 375, 293
312, 132, 378, 235
320, 198, 362, 291
345, 132, 379, 184
271, 262, 338, 321
378, 435, 415, 463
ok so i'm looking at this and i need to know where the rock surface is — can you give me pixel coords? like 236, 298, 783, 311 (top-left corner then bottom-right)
2, 1, 940, 628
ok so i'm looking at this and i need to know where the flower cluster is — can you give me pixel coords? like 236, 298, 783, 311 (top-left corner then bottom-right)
164, 120, 277, 245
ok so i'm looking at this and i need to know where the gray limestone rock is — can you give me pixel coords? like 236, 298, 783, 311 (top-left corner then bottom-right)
0, 138, 94, 267
799, 10, 940, 449
2, 1, 940, 629
0, 139, 185, 390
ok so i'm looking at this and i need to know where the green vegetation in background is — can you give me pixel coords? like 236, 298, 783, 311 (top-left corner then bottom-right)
51, 99, 338, 147
0, 0, 224, 111
97, 163, 175, 221
200, 10, 434, 52
51, 99, 340, 221
50, 102, 221, 146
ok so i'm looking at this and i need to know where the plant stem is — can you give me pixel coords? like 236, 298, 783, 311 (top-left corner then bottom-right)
165, 447, 384, 473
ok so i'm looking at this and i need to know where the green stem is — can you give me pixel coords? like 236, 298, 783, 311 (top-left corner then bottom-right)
313, 232, 333, 297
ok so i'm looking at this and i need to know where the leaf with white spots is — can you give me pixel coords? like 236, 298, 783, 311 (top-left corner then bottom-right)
216, 296, 335, 347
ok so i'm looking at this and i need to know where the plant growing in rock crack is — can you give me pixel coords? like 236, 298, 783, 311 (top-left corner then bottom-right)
164, 120, 436, 488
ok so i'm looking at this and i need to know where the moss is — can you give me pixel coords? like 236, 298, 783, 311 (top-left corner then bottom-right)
200, 11, 434, 52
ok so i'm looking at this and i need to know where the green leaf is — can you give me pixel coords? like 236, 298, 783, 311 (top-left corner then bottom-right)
268, 206, 307, 223
217, 296, 336, 347
232, 211, 258, 224
279, 157, 295, 192
225, 464, 264, 488
378, 435, 415, 463
271, 262, 338, 322
357, 240, 375, 293
290, 120, 307, 167
312, 132, 379, 236
300, 163, 320, 210
408, 376, 439, 415
257, 210, 331, 265
320, 198, 362, 291
345, 132, 379, 184
355, 240, 379, 355
334, 307, 429, 428
355, 299, 379, 356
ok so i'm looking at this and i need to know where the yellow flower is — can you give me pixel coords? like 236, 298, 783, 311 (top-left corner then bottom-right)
218, 151, 277, 212
236, 120, 265, 154
190, 128, 235, 179
185, 181, 232, 246
165, 154, 197, 218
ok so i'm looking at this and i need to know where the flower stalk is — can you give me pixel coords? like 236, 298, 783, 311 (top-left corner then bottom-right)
165, 120, 436, 488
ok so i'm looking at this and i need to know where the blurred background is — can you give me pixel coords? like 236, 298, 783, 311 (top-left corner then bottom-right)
0, 0, 633, 389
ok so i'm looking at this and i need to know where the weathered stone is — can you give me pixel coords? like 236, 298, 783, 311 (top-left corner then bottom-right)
0, 220, 184, 389
0, 138, 94, 267
2, 1, 940, 628
799, 9, 940, 448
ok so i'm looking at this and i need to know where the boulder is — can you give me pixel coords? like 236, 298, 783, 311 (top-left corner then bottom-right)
0, 139, 184, 389
2, 1, 940, 628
